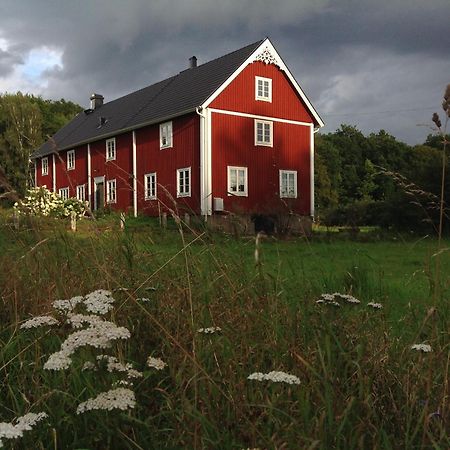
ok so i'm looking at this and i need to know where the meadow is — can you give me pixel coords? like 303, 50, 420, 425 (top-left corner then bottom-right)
0, 211, 449, 449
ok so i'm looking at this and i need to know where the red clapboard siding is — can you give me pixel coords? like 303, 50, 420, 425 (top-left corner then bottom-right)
35, 155, 54, 191
54, 145, 88, 196
90, 132, 133, 211
210, 61, 315, 124
136, 113, 200, 216
211, 112, 311, 215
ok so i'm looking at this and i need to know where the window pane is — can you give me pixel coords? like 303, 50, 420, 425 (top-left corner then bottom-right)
230, 170, 237, 191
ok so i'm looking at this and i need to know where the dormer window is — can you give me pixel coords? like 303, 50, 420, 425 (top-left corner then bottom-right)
106, 138, 116, 161
160, 121, 173, 149
255, 76, 272, 102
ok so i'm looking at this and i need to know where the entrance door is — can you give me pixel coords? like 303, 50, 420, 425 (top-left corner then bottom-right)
94, 177, 105, 211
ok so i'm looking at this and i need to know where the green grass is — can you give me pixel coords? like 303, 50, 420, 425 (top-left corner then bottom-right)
0, 210, 449, 449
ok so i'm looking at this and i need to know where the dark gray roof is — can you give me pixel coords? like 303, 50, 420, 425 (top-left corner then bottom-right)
33, 40, 264, 158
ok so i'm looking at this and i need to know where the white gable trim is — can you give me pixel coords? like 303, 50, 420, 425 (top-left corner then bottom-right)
201, 38, 324, 128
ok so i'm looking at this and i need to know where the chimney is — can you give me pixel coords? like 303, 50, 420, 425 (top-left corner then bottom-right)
189, 56, 197, 69
90, 93, 104, 110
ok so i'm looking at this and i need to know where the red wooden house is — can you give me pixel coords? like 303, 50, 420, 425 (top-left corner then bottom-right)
32, 38, 324, 232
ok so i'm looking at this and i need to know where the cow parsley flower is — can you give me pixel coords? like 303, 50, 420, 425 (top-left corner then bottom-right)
97, 355, 142, 378
334, 293, 361, 304
367, 302, 383, 309
83, 290, 115, 315
44, 351, 73, 371
411, 344, 432, 353
76, 388, 136, 414
82, 361, 97, 371
197, 326, 222, 334
67, 314, 103, 329
248, 371, 300, 385
147, 356, 167, 370
20, 315, 59, 329
52, 296, 84, 314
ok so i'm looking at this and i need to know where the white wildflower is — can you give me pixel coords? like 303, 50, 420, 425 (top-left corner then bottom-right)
52, 296, 84, 314
114, 287, 129, 292
0, 412, 47, 447
76, 388, 136, 414
138, 297, 152, 303
20, 315, 59, 329
197, 326, 222, 334
83, 290, 115, 315
82, 361, 97, 371
44, 351, 72, 371
411, 344, 432, 353
367, 302, 383, 309
334, 293, 361, 304
248, 371, 300, 385
96, 355, 142, 378
146, 356, 167, 370
67, 314, 103, 329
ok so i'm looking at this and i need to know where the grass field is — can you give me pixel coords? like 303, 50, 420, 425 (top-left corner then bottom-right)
0, 211, 449, 449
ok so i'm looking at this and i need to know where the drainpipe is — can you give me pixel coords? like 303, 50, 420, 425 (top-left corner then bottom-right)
196, 107, 208, 221
87, 144, 92, 206
132, 131, 137, 217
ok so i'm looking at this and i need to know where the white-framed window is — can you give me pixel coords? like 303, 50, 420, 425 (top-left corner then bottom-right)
144, 172, 157, 200
255, 76, 272, 102
106, 179, 117, 203
279, 170, 297, 198
255, 120, 273, 147
76, 184, 86, 201
67, 149, 75, 170
227, 166, 248, 196
59, 187, 69, 201
41, 157, 48, 176
177, 167, 191, 197
106, 138, 116, 161
160, 121, 173, 149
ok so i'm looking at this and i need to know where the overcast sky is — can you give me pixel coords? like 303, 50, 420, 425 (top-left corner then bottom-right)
0, 0, 448, 144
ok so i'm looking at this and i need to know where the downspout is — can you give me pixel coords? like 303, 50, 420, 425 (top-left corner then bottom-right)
196, 107, 208, 220
52, 153, 56, 193
132, 131, 137, 217
87, 144, 92, 206
310, 124, 315, 220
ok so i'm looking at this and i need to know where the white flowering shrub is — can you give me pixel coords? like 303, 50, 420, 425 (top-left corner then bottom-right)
14, 186, 87, 219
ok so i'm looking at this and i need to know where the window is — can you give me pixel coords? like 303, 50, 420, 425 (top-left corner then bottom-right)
144, 173, 157, 200
177, 167, 191, 197
67, 149, 75, 170
255, 76, 272, 102
76, 184, 86, 201
160, 121, 173, 149
106, 138, 116, 161
279, 170, 297, 198
255, 120, 273, 146
227, 166, 248, 196
59, 187, 69, 200
41, 157, 48, 176
106, 179, 117, 203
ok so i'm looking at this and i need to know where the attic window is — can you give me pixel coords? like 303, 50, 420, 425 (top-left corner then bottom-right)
160, 121, 173, 149
255, 76, 272, 102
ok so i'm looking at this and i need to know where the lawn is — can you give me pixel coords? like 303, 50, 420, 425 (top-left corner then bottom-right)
0, 211, 449, 449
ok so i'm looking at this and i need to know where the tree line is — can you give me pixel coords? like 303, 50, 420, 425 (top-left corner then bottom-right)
0, 92, 82, 199
315, 125, 449, 232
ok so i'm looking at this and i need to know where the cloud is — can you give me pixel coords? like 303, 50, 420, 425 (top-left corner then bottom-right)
0, 0, 448, 143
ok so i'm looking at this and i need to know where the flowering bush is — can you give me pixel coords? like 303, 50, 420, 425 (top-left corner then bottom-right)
14, 186, 87, 219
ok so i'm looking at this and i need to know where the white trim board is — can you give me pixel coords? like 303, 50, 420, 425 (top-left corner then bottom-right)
202, 38, 324, 128
209, 108, 312, 127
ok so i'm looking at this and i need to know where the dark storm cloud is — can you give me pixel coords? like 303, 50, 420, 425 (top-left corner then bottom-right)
0, 48, 22, 76
0, 0, 448, 143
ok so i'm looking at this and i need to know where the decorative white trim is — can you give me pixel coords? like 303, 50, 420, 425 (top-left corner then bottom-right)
206, 108, 212, 215
279, 170, 298, 198
309, 123, 314, 218
254, 47, 280, 67
87, 144, 92, 206
227, 166, 248, 197
202, 38, 324, 128
132, 131, 137, 217
209, 108, 311, 127
52, 154, 56, 193
254, 119, 273, 147
34, 160, 37, 187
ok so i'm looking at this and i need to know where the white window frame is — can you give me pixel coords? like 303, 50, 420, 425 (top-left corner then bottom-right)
144, 172, 157, 200
67, 149, 75, 170
255, 119, 273, 147
59, 187, 69, 201
106, 138, 116, 161
106, 179, 117, 204
76, 184, 86, 201
227, 166, 248, 197
160, 121, 173, 149
41, 157, 48, 176
177, 167, 191, 198
255, 76, 272, 102
279, 170, 298, 198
